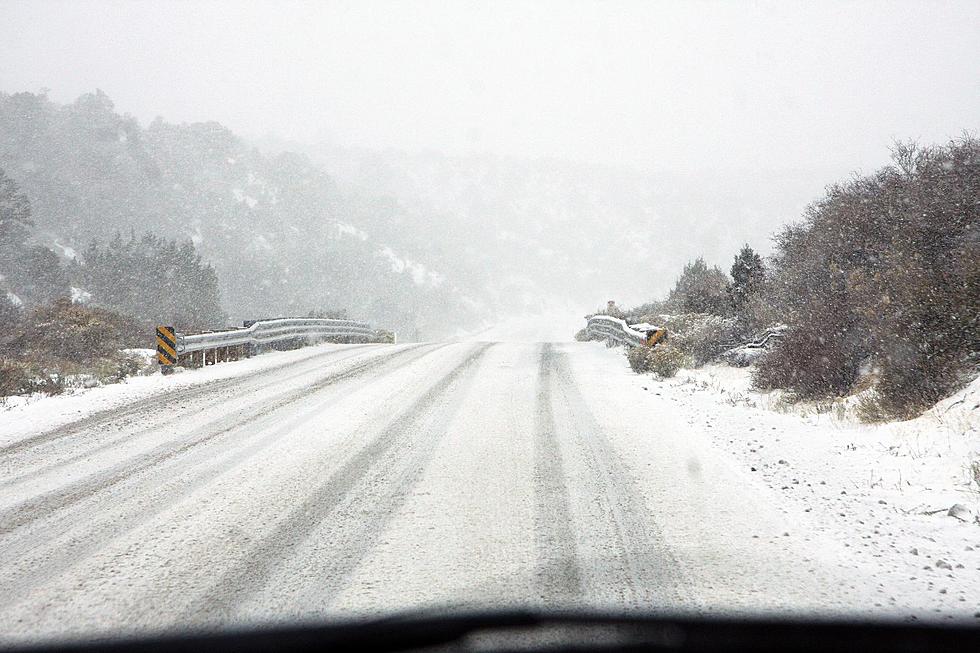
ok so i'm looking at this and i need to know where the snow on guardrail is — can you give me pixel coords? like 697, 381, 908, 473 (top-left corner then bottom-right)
157, 317, 393, 371
585, 314, 664, 348
721, 325, 787, 366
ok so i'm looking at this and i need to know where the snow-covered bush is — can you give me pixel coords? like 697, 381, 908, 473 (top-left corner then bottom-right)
667, 314, 739, 367
0, 299, 152, 397
639, 313, 738, 368
374, 329, 397, 344
0, 360, 30, 396
90, 352, 145, 384
855, 391, 891, 423
757, 137, 979, 418
626, 345, 650, 373
13, 298, 142, 361
0, 359, 65, 396
626, 343, 686, 378
753, 327, 858, 399
647, 345, 686, 378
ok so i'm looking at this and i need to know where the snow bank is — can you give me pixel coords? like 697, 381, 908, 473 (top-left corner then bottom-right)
0, 343, 390, 446
590, 345, 980, 620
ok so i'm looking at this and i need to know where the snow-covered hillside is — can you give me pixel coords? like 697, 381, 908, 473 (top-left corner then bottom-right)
0, 91, 486, 338
300, 143, 833, 311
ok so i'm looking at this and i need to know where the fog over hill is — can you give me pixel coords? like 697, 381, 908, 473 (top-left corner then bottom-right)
2, 89, 842, 340
289, 141, 837, 309
2, 0, 976, 339
0, 91, 491, 339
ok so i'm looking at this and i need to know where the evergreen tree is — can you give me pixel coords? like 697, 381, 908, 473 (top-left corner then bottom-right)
729, 245, 764, 309
78, 232, 226, 330
0, 168, 69, 310
666, 257, 732, 316
729, 244, 767, 332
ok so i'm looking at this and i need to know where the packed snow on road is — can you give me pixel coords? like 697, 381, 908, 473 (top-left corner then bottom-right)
1, 337, 978, 643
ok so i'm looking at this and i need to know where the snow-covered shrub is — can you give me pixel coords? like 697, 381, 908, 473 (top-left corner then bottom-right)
626, 345, 651, 373
0, 299, 152, 397
0, 360, 64, 396
0, 360, 29, 396
646, 345, 686, 378
374, 329, 396, 344
647, 313, 738, 368
574, 328, 590, 342
758, 137, 979, 418
855, 391, 891, 423
13, 298, 142, 361
753, 327, 859, 399
91, 352, 145, 384
626, 343, 686, 378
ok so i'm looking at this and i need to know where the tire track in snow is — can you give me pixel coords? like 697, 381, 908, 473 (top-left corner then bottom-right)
0, 345, 386, 486
533, 343, 584, 603
186, 343, 493, 621
0, 344, 450, 607
0, 344, 438, 536
0, 343, 378, 459
547, 345, 685, 608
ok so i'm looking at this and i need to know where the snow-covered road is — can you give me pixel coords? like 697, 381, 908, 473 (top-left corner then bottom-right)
1, 341, 978, 644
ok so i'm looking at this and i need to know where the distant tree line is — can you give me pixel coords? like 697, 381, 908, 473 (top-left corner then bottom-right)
1, 167, 226, 394
0, 169, 68, 317
76, 232, 225, 330
2, 167, 225, 331
0, 90, 482, 339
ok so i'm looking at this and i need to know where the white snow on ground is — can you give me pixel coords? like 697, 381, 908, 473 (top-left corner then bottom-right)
378, 246, 444, 287
69, 286, 92, 303
0, 343, 396, 447
609, 353, 980, 620
336, 222, 370, 241
52, 241, 78, 260
5, 290, 24, 307
2, 339, 978, 645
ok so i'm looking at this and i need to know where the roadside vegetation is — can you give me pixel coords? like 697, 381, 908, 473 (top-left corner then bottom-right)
594, 137, 978, 422
0, 299, 152, 397
0, 168, 222, 397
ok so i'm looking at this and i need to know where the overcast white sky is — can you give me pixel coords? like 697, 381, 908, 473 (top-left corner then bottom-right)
1, 0, 977, 175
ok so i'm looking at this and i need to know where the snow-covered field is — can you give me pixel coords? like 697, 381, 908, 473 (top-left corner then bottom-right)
660, 361, 980, 618
0, 340, 978, 645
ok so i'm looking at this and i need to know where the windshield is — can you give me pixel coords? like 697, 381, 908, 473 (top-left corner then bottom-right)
0, 0, 978, 645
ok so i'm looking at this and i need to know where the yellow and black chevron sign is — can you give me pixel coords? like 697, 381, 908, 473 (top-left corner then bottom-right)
646, 328, 667, 347
156, 326, 177, 365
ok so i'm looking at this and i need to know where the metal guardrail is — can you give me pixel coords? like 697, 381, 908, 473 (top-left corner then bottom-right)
585, 314, 660, 348
176, 318, 380, 354
739, 326, 787, 350
721, 326, 787, 366
157, 317, 392, 371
